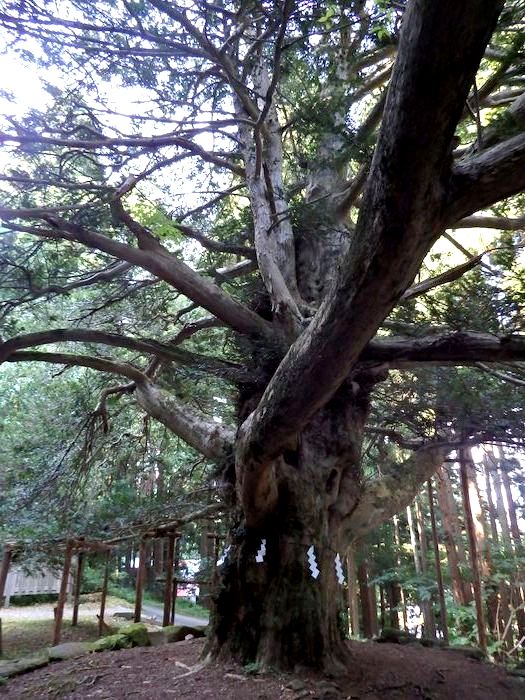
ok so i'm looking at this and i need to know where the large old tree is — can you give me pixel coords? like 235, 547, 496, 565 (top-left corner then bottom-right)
1, 0, 525, 670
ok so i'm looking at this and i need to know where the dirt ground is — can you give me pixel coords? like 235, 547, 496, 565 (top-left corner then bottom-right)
2, 637, 524, 700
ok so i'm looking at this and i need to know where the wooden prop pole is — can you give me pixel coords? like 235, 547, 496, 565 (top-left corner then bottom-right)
53, 540, 74, 646
98, 550, 111, 636
0, 546, 12, 606
134, 539, 147, 623
72, 551, 84, 626
163, 532, 176, 627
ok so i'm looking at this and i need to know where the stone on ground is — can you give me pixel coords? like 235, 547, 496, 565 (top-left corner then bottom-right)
112, 610, 134, 620
48, 641, 92, 661
162, 624, 207, 643
0, 651, 49, 678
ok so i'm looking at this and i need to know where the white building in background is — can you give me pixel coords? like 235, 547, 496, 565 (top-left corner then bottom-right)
3, 566, 73, 606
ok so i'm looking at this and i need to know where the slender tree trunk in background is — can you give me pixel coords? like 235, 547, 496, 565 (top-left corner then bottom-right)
346, 546, 360, 636
491, 458, 514, 649
154, 464, 165, 577
385, 581, 402, 630
428, 479, 449, 644
407, 504, 420, 576
407, 502, 435, 637
479, 450, 513, 648
145, 539, 156, 589
484, 462, 499, 544
436, 466, 472, 605
415, 496, 436, 638
501, 467, 523, 552
369, 579, 379, 637
393, 515, 407, 630
491, 455, 512, 547
500, 462, 525, 640
459, 448, 487, 653
406, 503, 422, 635
357, 559, 376, 638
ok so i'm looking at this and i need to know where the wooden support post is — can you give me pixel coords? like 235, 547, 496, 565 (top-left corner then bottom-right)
72, 551, 84, 627
428, 479, 449, 644
170, 578, 178, 625
134, 539, 147, 623
53, 540, 74, 646
0, 546, 12, 607
98, 550, 110, 637
170, 540, 180, 625
163, 532, 176, 627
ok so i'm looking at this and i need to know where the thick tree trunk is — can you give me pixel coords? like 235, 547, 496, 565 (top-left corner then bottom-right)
207, 522, 348, 671
207, 386, 371, 670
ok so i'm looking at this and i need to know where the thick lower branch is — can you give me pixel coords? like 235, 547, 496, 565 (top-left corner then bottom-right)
0, 328, 255, 382
135, 380, 234, 461
446, 132, 525, 223
361, 331, 525, 365
345, 445, 448, 538
0, 210, 274, 342
4, 350, 146, 383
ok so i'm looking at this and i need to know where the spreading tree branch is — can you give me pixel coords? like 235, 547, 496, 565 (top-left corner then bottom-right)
446, 132, 525, 223
0, 209, 274, 342
0, 328, 256, 382
135, 380, 234, 461
345, 445, 448, 537
361, 331, 525, 366
4, 350, 147, 383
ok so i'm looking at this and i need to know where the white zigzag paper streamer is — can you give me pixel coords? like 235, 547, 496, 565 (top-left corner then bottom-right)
216, 545, 231, 567
255, 538, 267, 563
334, 553, 345, 585
307, 545, 320, 579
